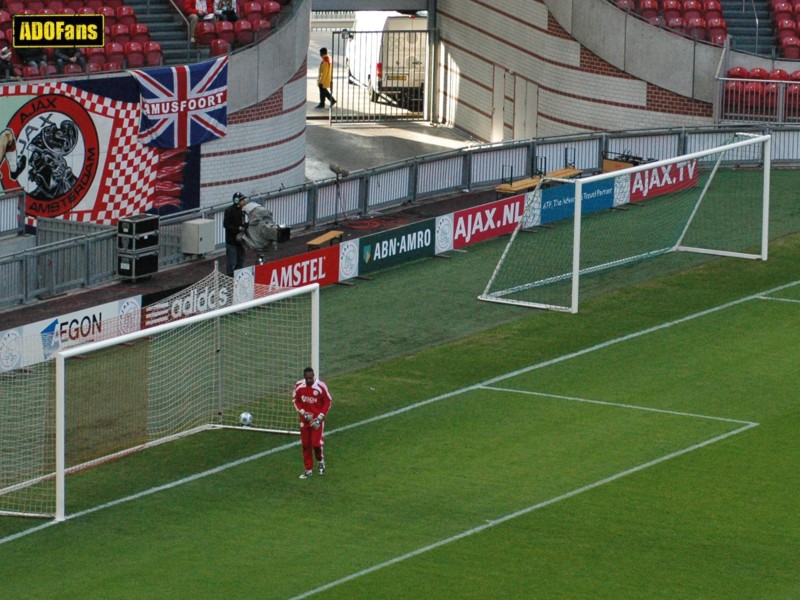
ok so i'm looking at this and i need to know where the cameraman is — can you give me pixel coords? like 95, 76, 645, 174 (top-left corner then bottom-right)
223, 191, 247, 276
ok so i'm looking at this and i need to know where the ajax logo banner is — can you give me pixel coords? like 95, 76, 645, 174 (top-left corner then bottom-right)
0, 94, 100, 219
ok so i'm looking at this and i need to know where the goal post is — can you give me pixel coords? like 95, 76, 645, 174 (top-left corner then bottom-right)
480, 133, 771, 313
2, 284, 319, 521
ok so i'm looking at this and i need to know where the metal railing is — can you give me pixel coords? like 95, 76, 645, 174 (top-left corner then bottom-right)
1, 123, 796, 309
717, 76, 800, 123
0, 189, 25, 238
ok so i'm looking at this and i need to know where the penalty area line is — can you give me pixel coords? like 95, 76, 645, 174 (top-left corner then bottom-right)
482, 386, 758, 426
287, 421, 758, 600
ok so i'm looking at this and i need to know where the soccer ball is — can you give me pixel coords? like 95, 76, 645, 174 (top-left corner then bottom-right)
239, 412, 253, 426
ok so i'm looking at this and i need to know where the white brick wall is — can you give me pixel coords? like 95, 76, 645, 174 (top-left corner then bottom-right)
437, 0, 713, 141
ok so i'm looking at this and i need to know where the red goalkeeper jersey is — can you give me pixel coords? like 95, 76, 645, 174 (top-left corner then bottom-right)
293, 378, 332, 422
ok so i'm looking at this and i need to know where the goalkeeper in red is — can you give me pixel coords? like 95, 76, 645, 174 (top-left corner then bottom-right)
293, 367, 332, 479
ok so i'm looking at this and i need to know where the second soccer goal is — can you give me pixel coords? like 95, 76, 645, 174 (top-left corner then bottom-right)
480, 133, 771, 313
0, 283, 319, 522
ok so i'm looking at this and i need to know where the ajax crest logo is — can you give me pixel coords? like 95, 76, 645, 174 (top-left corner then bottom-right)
0, 94, 100, 219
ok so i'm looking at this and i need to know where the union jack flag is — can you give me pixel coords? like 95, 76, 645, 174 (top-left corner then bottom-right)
131, 56, 228, 148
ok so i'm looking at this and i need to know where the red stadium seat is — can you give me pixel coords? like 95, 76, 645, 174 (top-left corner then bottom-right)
40, 64, 57, 77
707, 17, 727, 41
6, 1, 24, 14
777, 18, 796, 41
96, 5, 115, 27
769, 68, 790, 80
57, 7, 75, 15
687, 17, 707, 40
84, 0, 101, 9
616, 0, 635, 10
123, 41, 145, 68
115, 5, 136, 28
724, 80, 744, 111
743, 81, 765, 111
749, 67, 769, 80
0, 10, 10, 28
790, 69, 800, 80
209, 38, 229, 57
85, 61, 102, 72
104, 41, 124, 64
62, 62, 83, 74
234, 19, 253, 45
252, 18, 271, 40
773, 2, 793, 22
194, 21, 216, 45
131, 23, 150, 44
215, 20, 235, 44
786, 82, 800, 114
666, 16, 687, 34
639, 0, 659, 21
85, 46, 105, 65
262, 0, 280, 15
763, 82, 779, 115
703, 0, 723, 20
102, 61, 122, 71
782, 35, 800, 58
40, 7, 55, 16
110, 24, 130, 44
105, 0, 124, 8
663, 0, 682, 21
726, 65, 747, 78
244, 2, 262, 23
66, 0, 83, 10
76, 6, 93, 15
47, 0, 64, 10
143, 40, 163, 66
25, 0, 45, 12
21, 65, 40, 78
683, 0, 702, 21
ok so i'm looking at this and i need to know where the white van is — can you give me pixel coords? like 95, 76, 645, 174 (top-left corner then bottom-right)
345, 11, 428, 106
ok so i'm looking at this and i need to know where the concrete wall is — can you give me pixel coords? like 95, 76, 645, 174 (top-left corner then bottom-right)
436, 0, 716, 143
550, 0, 722, 101
197, 1, 311, 208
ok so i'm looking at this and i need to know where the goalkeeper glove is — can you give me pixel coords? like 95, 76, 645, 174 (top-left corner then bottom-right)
301, 411, 314, 422
311, 418, 322, 430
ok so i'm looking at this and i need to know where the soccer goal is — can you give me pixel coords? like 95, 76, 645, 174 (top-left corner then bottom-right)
0, 284, 319, 521
479, 133, 771, 312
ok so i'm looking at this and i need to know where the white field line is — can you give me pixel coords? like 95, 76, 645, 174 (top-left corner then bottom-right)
756, 295, 800, 304
288, 422, 758, 600
482, 387, 758, 426
1, 277, 798, 548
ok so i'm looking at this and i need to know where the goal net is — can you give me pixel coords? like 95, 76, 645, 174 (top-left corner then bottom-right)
479, 133, 771, 312
0, 284, 319, 521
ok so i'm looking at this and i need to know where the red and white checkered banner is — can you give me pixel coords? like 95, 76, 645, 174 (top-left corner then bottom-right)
0, 78, 199, 227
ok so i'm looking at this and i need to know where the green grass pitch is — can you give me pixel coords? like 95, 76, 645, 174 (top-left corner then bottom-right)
1, 171, 800, 598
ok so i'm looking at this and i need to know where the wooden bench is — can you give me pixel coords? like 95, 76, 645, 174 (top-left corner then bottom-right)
307, 230, 344, 251
495, 167, 582, 196
495, 176, 542, 195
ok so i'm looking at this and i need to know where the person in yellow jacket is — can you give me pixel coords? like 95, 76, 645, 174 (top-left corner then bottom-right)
315, 47, 337, 109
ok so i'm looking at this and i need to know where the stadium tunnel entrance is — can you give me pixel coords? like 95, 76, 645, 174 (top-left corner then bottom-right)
326, 20, 432, 123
